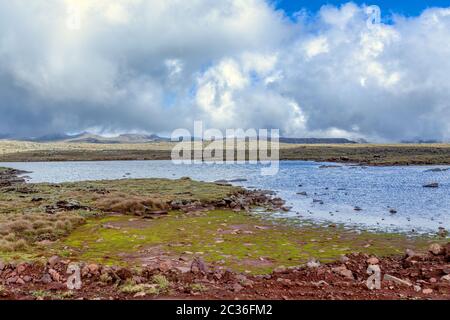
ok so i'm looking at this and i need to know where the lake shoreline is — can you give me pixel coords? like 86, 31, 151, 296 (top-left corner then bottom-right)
0, 167, 449, 300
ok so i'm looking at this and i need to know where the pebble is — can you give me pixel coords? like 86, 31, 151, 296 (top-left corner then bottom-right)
48, 255, 61, 268
367, 257, 379, 265
232, 283, 244, 293
48, 269, 61, 282
332, 265, 354, 280
422, 288, 433, 294
383, 274, 412, 287
306, 259, 321, 269
441, 275, 450, 282
428, 243, 444, 256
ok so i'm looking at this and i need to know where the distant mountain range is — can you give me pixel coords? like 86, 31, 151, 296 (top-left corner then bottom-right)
0, 132, 365, 144
279, 137, 358, 144
17, 132, 171, 144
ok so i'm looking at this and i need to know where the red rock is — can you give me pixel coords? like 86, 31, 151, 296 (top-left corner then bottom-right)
429, 243, 444, 256
87, 263, 100, 274
367, 257, 379, 265
48, 255, 60, 267
332, 265, 354, 280
116, 268, 133, 280
48, 269, 61, 282
16, 264, 27, 274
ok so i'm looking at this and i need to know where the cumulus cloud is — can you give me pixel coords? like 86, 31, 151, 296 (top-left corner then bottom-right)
0, 1, 449, 141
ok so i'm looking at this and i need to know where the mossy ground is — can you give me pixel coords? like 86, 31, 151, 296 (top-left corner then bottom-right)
0, 177, 444, 274
0, 178, 238, 260
58, 210, 438, 274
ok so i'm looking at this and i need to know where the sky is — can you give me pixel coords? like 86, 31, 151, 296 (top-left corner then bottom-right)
1, 1, 450, 142
277, 0, 450, 17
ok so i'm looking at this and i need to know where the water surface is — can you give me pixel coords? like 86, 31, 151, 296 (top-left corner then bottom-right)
2, 160, 449, 234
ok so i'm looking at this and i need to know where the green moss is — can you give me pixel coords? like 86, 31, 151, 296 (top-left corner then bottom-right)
59, 210, 437, 274
0, 177, 238, 260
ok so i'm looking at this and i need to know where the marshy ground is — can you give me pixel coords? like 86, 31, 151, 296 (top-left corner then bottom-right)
0, 168, 449, 300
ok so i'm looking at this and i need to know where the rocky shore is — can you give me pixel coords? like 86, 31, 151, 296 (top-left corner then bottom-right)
0, 167, 29, 187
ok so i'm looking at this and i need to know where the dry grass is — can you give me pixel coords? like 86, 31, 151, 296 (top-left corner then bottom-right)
96, 196, 169, 215
0, 176, 238, 256
0, 212, 86, 251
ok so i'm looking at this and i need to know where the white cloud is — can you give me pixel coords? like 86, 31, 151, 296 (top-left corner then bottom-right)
0, 1, 449, 141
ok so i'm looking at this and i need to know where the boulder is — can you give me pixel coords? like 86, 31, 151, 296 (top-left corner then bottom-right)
332, 265, 354, 280
48, 255, 60, 267
423, 182, 439, 188
306, 259, 320, 269
429, 243, 444, 256
383, 274, 412, 287
441, 275, 450, 282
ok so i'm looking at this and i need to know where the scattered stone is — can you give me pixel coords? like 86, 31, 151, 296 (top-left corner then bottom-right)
429, 243, 444, 256
441, 275, 450, 282
354, 206, 362, 211
423, 182, 439, 188
422, 288, 433, 294
306, 259, 320, 269
424, 168, 449, 173
87, 263, 100, 275
332, 265, 354, 280
383, 274, 412, 287
46, 200, 90, 214
405, 249, 416, 258
175, 267, 191, 274
413, 285, 421, 292
158, 261, 173, 272
40, 273, 52, 284
191, 257, 208, 274
319, 165, 342, 169
16, 264, 27, 274
367, 257, 379, 265
48, 255, 60, 267
133, 292, 146, 298
228, 178, 248, 183
273, 266, 287, 273
232, 283, 244, 293
48, 269, 61, 282
312, 280, 329, 287
297, 192, 307, 196
389, 209, 397, 214
340, 255, 350, 263
276, 278, 292, 286
116, 268, 133, 280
